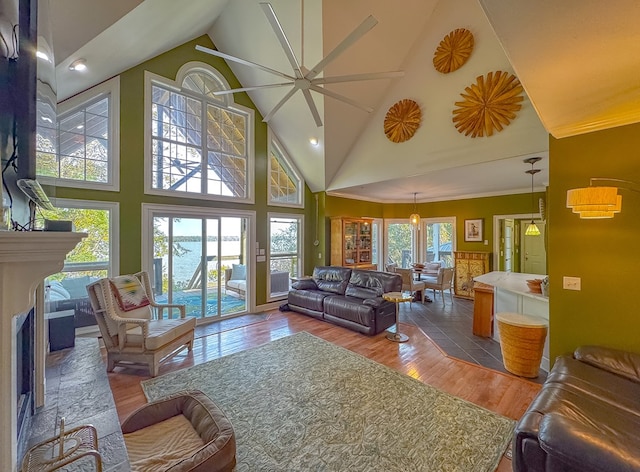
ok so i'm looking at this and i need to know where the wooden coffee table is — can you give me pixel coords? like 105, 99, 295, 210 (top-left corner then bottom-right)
382, 291, 412, 342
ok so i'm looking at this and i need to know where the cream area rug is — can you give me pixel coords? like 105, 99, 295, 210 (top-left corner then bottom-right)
142, 332, 514, 471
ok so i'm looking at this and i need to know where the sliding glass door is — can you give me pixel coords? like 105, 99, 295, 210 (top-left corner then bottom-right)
144, 205, 253, 320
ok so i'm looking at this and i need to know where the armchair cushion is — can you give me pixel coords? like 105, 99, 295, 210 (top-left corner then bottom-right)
127, 318, 196, 351
125, 414, 205, 471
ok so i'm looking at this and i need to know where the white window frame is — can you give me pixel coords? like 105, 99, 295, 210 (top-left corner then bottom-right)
420, 216, 456, 266
141, 203, 257, 314
267, 212, 304, 301
143, 63, 255, 204
383, 218, 418, 268
371, 218, 383, 270
267, 129, 304, 208
48, 197, 120, 276
38, 77, 120, 191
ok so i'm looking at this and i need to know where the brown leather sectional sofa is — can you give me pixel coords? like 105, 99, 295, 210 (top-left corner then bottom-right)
287, 266, 402, 335
513, 345, 640, 472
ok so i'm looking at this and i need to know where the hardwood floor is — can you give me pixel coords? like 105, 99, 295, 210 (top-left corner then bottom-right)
107, 310, 540, 471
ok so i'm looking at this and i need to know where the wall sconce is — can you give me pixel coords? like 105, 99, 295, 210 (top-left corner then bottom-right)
409, 192, 420, 231
567, 178, 632, 219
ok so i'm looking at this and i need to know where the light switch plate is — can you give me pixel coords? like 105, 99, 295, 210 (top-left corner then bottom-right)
563, 276, 581, 291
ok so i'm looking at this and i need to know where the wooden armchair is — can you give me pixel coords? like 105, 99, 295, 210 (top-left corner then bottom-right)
86, 271, 196, 377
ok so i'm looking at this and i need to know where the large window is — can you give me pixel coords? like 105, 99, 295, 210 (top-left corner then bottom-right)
268, 214, 303, 299
423, 218, 456, 267
41, 200, 119, 326
36, 77, 120, 191
145, 65, 254, 202
385, 220, 414, 268
268, 132, 303, 207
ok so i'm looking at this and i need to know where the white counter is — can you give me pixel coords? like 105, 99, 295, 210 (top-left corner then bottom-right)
473, 271, 550, 372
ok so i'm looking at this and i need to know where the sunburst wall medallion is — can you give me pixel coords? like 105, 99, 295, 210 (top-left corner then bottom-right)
433, 28, 474, 74
384, 99, 422, 143
452, 71, 524, 138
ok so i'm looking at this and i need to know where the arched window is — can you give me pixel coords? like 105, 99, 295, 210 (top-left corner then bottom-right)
268, 132, 303, 207
145, 63, 254, 202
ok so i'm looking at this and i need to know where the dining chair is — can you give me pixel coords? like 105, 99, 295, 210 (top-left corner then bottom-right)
395, 268, 426, 307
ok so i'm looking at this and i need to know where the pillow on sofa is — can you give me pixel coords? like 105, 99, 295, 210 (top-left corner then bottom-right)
230, 264, 246, 281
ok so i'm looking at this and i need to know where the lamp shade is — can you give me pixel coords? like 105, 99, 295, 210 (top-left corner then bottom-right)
525, 221, 540, 236
410, 213, 420, 228
567, 186, 619, 208
578, 210, 616, 219
571, 194, 622, 213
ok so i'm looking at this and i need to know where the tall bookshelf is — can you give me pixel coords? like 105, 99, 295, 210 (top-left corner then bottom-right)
330, 217, 375, 270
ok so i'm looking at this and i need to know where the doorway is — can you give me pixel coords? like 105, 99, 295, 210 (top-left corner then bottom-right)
143, 204, 255, 320
493, 213, 546, 274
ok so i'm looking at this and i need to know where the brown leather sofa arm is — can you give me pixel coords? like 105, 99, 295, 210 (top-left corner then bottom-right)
539, 413, 640, 472
574, 345, 640, 383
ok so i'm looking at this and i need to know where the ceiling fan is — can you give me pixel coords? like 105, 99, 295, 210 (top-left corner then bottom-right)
196, 2, 404, 127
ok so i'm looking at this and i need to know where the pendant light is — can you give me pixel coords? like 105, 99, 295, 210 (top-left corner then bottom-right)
409, 192, 420, 230
524, 157, 541, 236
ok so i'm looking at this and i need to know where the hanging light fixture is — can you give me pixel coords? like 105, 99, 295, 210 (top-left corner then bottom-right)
409, 192, 420, 230
524, 157, 542, 236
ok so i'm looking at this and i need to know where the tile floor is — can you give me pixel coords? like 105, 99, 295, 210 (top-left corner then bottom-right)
400, 293, 547, 383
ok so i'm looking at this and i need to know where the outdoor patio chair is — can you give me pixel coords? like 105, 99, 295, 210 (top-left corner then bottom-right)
86, 271, 196, 377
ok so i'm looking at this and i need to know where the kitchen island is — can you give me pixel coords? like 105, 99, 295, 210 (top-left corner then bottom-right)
473, 271, 550, 371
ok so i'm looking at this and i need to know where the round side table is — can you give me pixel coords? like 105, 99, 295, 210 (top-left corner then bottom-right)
383, 291, 412, 343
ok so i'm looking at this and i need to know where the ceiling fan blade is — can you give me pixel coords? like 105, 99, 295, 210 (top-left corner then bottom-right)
313, 71, 405, 85
306, 15, 378, 80
212, 83, 292, 96
263, 86, 299, 123
301, 89, 323, 127
196, 45, 294, 81
310, 85, 373, 113
260, 2, 304, 79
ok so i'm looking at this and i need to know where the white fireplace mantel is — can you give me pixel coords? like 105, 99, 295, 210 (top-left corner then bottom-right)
0, 231, 86, 472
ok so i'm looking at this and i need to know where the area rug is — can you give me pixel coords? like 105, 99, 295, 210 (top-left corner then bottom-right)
141, 332, 514, 471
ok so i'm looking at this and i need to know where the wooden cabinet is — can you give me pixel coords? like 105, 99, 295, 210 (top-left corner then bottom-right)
454, 251, 490, 299
330, 217, 376, 270
472, 282, 494, 337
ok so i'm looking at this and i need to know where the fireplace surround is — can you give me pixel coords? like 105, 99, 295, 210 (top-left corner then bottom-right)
0, 231, 85, 472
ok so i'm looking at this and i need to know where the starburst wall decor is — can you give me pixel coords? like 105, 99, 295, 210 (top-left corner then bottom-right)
433, 28, 474, 74
452, 71, 524, 138
383, 99, 422, 143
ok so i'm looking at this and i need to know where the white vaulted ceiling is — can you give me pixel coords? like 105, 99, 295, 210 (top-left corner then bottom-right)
50, 0, 640, 203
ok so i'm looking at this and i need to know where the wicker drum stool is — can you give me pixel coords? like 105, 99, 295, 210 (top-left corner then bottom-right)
496, 312, 548, 378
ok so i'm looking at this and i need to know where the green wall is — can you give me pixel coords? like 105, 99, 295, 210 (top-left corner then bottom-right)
324, 192, 544, 267
51, 35, 312, 307
548, 122, 640, 360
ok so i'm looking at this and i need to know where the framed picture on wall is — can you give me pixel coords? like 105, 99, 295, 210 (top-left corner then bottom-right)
464, 219, 483, 242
